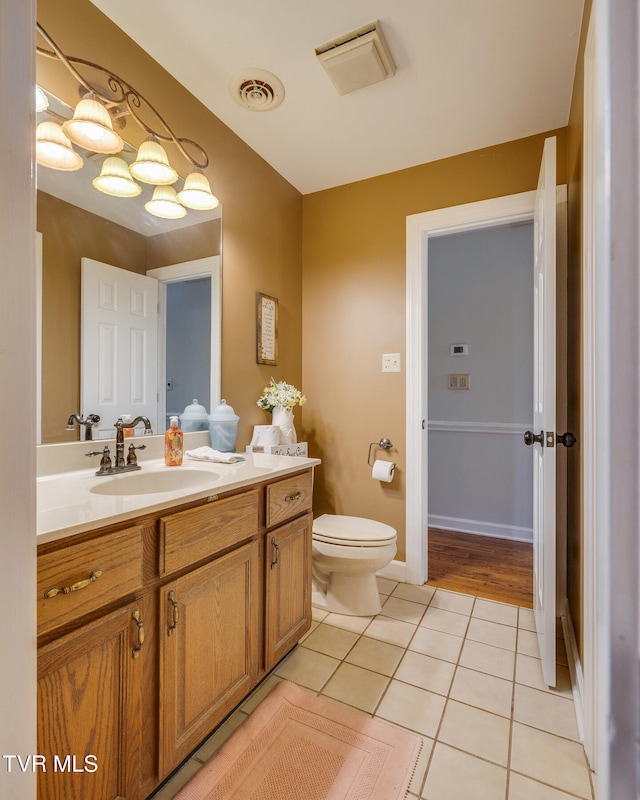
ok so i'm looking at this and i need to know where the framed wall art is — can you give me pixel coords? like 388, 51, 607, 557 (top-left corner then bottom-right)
256, 292, 278, 365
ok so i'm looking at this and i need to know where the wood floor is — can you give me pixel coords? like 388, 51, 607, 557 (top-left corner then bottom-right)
426, 528, 534, 608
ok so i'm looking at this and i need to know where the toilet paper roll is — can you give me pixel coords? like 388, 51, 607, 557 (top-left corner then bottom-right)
372, 459, 395, 483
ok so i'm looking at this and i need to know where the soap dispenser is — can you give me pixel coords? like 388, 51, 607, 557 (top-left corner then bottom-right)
165, 416, 183, 466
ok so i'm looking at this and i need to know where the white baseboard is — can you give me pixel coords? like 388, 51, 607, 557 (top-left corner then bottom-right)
429, 514, 533, 543
377, 559, 406, 584
560, 597, 585, 743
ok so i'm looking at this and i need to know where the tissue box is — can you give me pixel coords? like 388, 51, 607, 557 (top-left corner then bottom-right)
246, 442, 309, 457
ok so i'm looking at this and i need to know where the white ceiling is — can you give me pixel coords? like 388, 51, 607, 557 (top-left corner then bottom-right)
89, 0, 584, 195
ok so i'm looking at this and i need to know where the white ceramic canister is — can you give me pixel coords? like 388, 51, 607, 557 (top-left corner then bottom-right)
209, 400, 240, 452
180, 399, 210, 432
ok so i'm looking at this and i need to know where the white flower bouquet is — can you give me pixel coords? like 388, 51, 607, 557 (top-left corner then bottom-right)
257, 378, 307, 413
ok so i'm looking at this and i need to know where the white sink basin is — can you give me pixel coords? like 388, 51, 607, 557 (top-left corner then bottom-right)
89, 469, 218, 496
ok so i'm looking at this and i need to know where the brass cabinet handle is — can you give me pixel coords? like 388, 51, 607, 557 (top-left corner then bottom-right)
132, 609, 144, 659
270, 537, 279, 570
167, 590, 179, 636
284, 491, 302, 502
44, 569, 103, 599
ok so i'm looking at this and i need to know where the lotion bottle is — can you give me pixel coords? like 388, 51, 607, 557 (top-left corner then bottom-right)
164, 416, 183, 466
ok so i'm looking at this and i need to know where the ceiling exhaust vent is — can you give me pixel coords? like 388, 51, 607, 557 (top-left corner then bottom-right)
315, 21, 396, 96
229, 68, 285, 111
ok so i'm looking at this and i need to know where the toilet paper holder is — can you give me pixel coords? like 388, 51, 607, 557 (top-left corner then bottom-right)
367, 437, 393, 466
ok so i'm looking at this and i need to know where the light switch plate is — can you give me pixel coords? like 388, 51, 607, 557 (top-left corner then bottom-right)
382, 353, 401, 372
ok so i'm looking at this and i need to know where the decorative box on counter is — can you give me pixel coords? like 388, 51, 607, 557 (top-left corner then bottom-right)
245, 442, 309, 457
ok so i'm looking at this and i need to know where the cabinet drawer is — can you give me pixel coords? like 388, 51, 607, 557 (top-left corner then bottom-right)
159, 489, 259, 575
37, 525, 144, 637
266, 471, 313, 528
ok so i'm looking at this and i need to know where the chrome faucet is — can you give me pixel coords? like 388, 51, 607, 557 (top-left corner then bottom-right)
86, 416, 153, 476
66, 413, 100, 440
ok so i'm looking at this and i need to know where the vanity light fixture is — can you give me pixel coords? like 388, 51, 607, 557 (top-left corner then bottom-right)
145, 185, 186, 219
36, 120, 83, 171
36, 23, 218, 216
93, 156, 142, 197
35, 85, 49, 112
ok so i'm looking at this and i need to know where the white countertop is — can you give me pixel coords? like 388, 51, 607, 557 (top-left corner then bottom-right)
37, 453, 320, 544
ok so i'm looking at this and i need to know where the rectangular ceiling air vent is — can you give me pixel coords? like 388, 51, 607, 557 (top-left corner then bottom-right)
315, 21, 396, 96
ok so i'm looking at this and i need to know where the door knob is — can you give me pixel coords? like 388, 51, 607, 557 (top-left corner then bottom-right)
556, 431, 576, 448
524, 430, 544, 446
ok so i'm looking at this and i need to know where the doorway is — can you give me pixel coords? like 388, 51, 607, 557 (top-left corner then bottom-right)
426, 222, 534, 605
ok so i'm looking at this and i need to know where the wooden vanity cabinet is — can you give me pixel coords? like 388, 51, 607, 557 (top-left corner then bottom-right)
36, 468, 315, 800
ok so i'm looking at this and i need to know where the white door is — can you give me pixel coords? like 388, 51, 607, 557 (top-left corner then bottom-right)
81, 258, 158, 438
529, 136, 557, 686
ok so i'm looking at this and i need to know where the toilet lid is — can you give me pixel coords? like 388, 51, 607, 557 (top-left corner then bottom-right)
312, 514, 397, 547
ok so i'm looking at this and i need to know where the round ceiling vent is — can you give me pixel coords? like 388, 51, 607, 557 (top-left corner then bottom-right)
229, 68, 285, 112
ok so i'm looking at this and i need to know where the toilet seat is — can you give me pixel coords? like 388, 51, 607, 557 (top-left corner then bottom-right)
312, 514, 397, 547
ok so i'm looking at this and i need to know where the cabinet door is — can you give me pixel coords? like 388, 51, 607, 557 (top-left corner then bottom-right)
159, 540, 260, 775
37, 602, 144, 800
265, 514, 312, 671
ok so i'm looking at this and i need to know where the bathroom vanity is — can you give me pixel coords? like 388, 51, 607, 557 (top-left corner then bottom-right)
35, 452, 319, 800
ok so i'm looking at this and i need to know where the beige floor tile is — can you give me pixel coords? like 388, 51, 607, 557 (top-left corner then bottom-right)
321, 662, 389, 713
376, 576, 398, 595
392, 583, 436, 606
515, 653, 573, 697
409, 625, 463, 663
311, 606, 329, 622
344, 636, 405, 676
513, 684, 580, 740
449, 666, 513, 717
518, 607, 536, 631
438, 700, 511, 766
376, 680, 446, 738
395, 649, 455, 696
273, 645, 340, 691
381, 595, 427, 624
299, 619, 320, 642
467, 617, 517, 651
508, 772, 588, 799
408, 737, 434, 796
323, 611, 373, 634
420, 606, 470, 637
192, 709, 248, 763
459, 638, 515, 680
517, 628, 541, 658
364, 615, 417, 648
422, 743, 507, 800
239, 674, 282, 714
429, 588, 475, 615
473, 597, 519, 627
510, 722, 593, 798
151, 757, 203, 799
301, 622, 359, 659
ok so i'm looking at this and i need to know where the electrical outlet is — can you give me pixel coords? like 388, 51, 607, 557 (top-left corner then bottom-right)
382, 353, 401, 372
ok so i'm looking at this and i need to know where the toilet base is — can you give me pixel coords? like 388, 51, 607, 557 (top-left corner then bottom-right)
312, 571, 382, 617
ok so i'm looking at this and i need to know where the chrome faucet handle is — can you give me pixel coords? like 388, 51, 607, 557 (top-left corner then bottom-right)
126, 443, 146, 466
86, 446, 112, 474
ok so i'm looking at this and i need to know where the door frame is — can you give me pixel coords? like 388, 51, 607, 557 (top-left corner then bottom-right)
405, 189, 566, 589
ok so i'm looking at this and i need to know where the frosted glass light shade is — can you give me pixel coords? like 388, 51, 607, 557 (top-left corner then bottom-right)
130, 140, 178, 185
36, 121, 83, 171
35, 86, 49, 113
62, 95, 123, 154
93, 156, 141, 197
145, 185, 186, 218
177, 171, 219, 210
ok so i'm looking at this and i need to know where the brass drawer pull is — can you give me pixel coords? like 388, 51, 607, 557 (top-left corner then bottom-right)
167, 591, 179, 636
285, 491, 302, 502
44, 569, 103, 599
132, 609, 144, 659
270, 537, 279, 569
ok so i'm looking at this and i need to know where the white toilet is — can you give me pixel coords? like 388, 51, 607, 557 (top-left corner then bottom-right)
311, 514, 397, 617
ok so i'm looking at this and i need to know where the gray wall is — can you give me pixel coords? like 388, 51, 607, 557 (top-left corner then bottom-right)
166, 277, 211, 422
428, 223, 534, 540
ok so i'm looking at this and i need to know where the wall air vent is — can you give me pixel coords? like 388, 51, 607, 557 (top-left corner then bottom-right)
315, 21, 396, 96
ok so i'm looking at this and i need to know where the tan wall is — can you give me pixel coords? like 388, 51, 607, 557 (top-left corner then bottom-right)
565, 0, 593, 657
37, 0, 303, 448
301, 130, 567, 562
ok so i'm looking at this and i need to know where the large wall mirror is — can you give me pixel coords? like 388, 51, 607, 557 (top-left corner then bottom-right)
35, 74, 222, 444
